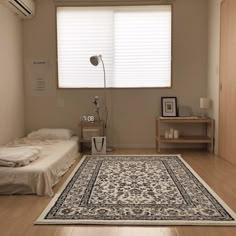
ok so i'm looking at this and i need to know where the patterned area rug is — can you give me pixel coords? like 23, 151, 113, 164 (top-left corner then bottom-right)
36, 155, 236, 225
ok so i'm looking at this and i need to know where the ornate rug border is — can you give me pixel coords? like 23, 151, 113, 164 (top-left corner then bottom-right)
35, 154, 236, 226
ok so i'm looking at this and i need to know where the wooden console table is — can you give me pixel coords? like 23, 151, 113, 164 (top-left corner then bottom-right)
78, 121, 105, 152
156, 117, 214, 152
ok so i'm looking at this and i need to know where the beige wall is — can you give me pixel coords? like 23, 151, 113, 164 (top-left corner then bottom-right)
23, 0, 208, 148
207, 0, 221, 154
0, 5, 24, 145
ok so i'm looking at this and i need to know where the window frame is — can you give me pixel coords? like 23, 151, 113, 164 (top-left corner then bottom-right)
55, 4, 173, 89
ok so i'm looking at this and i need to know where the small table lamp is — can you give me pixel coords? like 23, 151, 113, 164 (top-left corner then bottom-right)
200, 98, 210, 117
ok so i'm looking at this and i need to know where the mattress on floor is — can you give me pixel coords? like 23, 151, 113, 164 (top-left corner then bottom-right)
0, 136, 79, 196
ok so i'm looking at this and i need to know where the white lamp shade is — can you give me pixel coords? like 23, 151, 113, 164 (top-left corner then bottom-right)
200, 98, 210, 109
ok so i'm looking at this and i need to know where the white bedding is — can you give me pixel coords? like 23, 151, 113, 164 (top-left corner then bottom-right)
0, 136, 79, 196
0, 146, 41, 167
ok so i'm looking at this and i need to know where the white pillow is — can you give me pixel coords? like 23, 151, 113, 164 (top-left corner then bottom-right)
27, 128, 73, 140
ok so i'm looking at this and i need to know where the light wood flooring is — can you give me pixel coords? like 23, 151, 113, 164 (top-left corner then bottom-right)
1, 149, 236, 236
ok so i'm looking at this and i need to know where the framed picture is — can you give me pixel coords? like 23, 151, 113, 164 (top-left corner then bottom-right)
161, 97, 178, 117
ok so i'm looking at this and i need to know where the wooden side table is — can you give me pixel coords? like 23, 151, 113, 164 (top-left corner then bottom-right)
156, 117, 215, 153
78, 121, 105, 152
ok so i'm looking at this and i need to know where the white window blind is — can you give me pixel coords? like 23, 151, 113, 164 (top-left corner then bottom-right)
57, 6, 172, 88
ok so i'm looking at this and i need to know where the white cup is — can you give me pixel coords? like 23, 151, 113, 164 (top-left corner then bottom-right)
169, 132, 174, 139
174, 129, 179, 139
164, 130, 169, 139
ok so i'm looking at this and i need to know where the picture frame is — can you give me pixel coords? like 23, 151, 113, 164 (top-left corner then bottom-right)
161, 97, 178, 117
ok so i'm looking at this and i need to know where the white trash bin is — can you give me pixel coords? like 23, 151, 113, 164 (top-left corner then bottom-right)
91, 136, 106, 155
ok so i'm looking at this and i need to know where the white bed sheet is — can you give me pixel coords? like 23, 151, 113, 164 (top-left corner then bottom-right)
0, 136, 79, 196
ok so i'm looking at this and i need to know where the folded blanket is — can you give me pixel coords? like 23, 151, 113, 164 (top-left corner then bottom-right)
0, 146, 42, 167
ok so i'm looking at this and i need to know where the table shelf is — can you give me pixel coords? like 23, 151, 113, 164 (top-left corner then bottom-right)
156, 117, 214, 152
158, 135, 211, 143
78, 121, 105, 152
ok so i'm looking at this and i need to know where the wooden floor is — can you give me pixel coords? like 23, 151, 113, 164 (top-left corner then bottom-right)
1, 149, 236, 236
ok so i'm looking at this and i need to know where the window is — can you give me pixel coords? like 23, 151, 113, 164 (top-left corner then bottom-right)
57, 6, 172, 88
